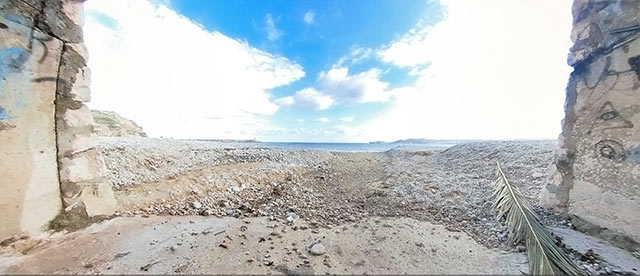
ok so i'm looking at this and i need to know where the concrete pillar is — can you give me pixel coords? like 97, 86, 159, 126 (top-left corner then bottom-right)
541, 0, 640, 244
0, 0, 115, 240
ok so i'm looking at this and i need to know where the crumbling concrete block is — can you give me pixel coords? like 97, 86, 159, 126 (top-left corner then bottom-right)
59, 149, 107, 184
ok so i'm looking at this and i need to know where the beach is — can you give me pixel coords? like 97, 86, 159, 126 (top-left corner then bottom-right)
4, 137, 635, 275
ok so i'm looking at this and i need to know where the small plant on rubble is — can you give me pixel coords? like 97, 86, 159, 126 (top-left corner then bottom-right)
492, 162, 583, 276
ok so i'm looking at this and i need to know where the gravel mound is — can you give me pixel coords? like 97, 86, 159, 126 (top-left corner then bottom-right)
98, 137, 333, 189
384, 140, 563, 247
434, 140, 556, 200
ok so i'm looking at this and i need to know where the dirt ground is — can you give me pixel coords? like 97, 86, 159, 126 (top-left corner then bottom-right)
0, 216, 527, 274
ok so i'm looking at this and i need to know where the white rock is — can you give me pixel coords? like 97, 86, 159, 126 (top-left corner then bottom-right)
309, 243, 326, 256
61, 104, 95, 129
286, 212, 299, 223
59, 149, 106, 183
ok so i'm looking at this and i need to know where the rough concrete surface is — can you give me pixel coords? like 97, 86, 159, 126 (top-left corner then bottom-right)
0, 15, 63, 239
552, 227, 640, 274
0, 216, 528, 274
1, 0, 117, 240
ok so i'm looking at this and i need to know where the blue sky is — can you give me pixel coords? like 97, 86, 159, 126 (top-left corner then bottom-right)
168, 0, 442, 132
84, 0, 573, 142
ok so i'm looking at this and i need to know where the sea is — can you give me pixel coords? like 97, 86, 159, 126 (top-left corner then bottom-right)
245, 140, 466, 152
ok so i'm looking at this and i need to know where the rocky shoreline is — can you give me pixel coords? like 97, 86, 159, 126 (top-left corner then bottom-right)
100, 137, 563, 249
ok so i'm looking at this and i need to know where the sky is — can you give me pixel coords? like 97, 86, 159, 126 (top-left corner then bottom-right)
84, 0, 574, 142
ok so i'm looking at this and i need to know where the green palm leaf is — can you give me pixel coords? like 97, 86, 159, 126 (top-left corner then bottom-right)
492, 162, 583, 276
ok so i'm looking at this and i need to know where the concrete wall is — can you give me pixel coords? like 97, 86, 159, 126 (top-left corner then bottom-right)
0, 13, 62, 239
0, 0, 115, 240
542, 0, 640, 244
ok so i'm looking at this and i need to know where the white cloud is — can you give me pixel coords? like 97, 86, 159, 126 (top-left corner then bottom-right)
296, 119, 305, 123
318, 67, 392, 104
303, 10, 315, 24
275, 87, 334, 110
265, 14, 283, 41
315, 117, 330, 123
357, 0, 574, 141
84, 0, 304, 139
339, 116, 354, 122
276, 65, 391, 110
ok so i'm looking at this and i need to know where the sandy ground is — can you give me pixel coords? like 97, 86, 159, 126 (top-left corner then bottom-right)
0, 216, 527, 274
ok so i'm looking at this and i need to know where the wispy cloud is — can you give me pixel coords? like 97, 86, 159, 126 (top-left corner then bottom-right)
303, 10, 315, 24
335, 46, 374, 67
315, 117, 330, 123
339, 116, 354, 122
265, 13, 283, 41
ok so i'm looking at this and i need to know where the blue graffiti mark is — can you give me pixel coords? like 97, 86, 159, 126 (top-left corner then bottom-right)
628, 143, 640, 163
16, 99, 24, 110
0, 14, 32, 29
0, 107, 10, 120
0, 47, 27, 89
0, 47, 28, 119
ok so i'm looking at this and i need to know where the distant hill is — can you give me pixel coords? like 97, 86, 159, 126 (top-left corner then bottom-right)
390, 138, 432, 144
92, 110, 147, 137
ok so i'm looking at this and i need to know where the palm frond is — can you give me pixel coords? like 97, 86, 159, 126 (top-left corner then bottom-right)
492, 162, 583, 276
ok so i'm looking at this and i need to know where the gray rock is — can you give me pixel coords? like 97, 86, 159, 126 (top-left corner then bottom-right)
226, 209, 241, 218
309, 243, 326, 256
191, 201, 203, 209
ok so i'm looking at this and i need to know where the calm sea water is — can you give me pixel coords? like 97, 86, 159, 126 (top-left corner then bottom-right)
256, 141, 463, 152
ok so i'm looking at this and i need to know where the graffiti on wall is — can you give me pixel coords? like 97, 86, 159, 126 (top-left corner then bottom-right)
589, 101, 639, 163
595, 139, 627, 162
0, 18, 51, 126
589, 101, 634, 133
0, 46, 28, 123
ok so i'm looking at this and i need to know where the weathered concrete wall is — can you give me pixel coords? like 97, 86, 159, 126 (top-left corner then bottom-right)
0, 0, 115, 240
542, 0, 640, 244
0, 15, 62, 239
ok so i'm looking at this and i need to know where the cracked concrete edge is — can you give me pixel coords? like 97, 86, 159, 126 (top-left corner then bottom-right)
44, 0, 116, 223
540, 72, 579, 213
